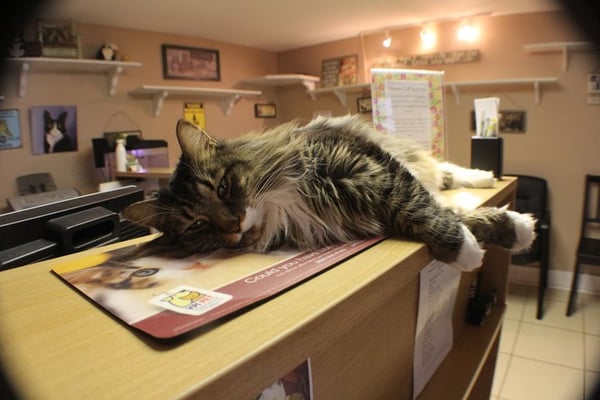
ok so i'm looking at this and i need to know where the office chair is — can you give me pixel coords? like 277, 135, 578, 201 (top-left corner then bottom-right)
510, 174, 551, 319
16, 173, 57, 195
566, 175, 600, 316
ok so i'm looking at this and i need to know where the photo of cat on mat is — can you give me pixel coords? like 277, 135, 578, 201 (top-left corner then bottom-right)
124, 115, 535, 271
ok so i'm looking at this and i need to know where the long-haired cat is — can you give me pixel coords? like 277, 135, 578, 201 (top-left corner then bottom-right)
44, 110, 73, 153
124, 115, 535, 271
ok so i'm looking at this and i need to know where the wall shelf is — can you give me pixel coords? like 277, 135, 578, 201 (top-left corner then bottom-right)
4, 57, 142, 97
307, 83, 370, 107
445, 77, 559, 105
523, 41, 594, 71
129, 85, 262, 116
240, 74, 320, 92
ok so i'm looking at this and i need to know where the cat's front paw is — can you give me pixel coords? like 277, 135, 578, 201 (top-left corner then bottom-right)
449, 224, 485, 271
506, 210, 536, 253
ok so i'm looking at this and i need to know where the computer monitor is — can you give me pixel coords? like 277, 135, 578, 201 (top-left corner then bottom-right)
0, 185, 149, 270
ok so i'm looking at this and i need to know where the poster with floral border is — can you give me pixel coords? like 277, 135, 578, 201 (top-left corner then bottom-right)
371, 68, 446, 160
0, 109, 21, 150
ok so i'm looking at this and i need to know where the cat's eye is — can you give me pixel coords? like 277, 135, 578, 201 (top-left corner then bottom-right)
188, 220, 207, 232
217, 178, 229, 198
131, 268, 159, 277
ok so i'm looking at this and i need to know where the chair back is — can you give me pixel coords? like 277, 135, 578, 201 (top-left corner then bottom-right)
580, 175, 600, 238
513, 175, 548, 219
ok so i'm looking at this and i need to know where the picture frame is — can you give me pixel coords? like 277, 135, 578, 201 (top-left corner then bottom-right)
357, 96, 372, 114
0, 109, 22, 150
30, 105, 78, 154
470, 110, 527, 133
162, 44, 220, 81
37, 19, 80, 58
320, 54, 358, 88
254, 103, 277, 118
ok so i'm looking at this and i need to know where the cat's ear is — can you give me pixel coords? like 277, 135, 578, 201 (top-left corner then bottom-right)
123, 198, 160, 228
176, 119, 216, 158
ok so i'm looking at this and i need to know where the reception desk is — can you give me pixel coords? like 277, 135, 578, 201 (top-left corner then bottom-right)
0, 178, 517, 400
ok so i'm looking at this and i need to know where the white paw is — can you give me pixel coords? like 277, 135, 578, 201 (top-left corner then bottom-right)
449, 224, 485, 271
506, 210, 536, 253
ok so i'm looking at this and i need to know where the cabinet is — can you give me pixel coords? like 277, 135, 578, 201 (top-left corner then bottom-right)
4, 57, 142, 97
0, 178, 517, 399
128, 85, 262, 116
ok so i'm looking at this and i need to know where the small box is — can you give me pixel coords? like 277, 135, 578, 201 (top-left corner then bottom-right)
471, 136, 503, 179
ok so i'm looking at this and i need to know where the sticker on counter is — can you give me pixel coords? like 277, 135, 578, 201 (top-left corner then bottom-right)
150, 285, 232, 316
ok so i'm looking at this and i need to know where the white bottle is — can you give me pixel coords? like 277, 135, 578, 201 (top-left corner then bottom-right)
115, 138, 127, 172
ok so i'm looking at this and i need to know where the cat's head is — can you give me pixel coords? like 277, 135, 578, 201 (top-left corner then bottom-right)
124, 120, 252, 257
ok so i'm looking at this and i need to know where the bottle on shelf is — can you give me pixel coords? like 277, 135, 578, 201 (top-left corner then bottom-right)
115, 138, 127, 172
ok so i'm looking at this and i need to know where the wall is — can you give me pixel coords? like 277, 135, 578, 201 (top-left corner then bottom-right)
0, 22, 278, 207
275, 11, 600, 277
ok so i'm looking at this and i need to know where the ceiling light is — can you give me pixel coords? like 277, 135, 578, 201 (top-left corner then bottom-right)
382, 31, 392, 48
457, 20, 479, 42
420, 25, 436, 48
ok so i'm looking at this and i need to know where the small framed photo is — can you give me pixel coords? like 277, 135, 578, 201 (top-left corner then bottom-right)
162, 44, 220, 81
357, 96, 372, 114
588, 74, 600, 94
37, 19, 80, 58
254, 103, 277, 118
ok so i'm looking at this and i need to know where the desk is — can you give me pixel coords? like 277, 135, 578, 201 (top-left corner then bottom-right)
0, 178, 516, 400
113, 167, 174, 194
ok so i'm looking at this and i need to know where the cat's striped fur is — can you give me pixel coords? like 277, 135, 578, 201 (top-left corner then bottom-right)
124, 115, 534, 271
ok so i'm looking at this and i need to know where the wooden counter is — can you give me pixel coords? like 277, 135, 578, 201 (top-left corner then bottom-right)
0, 178, 517, 400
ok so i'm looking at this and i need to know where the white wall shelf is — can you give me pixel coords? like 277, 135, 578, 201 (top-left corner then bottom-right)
523, 41, 594, 71
129, 85, 262, 117
445, 77, 559, 105
307, 83, 370, 107
241, 74, 320, 92
5, 57, 142, 97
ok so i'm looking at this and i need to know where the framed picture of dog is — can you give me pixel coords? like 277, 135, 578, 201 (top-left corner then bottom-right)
29, 105, 78, 154
161, 44, 220, 81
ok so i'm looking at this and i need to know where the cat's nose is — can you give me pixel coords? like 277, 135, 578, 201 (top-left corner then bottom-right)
219, 216, 241, 233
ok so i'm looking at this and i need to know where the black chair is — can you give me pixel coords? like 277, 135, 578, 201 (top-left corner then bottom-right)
510, 174, 551, 320
566, 175, 600, 316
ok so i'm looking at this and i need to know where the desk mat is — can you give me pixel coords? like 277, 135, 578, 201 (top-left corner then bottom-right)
52, 237, 383, 339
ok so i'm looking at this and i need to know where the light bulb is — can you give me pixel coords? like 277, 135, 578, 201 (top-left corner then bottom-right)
457, 21, 479, 42
420, 27, 436, 48
382, 34, 392, 48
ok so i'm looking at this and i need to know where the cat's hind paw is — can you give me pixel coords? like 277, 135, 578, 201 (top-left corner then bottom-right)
506, 210, 536, 253
449, 224, 485, 271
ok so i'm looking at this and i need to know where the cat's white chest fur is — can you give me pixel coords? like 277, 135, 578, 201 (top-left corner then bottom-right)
45, 124, 63, 152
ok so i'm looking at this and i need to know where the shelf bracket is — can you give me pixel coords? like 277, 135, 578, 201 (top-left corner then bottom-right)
108, 66, 124, 96
534, 81, 541, 105
220, 94, 241, 116
302, 80, 317, 92
151, 91, 169, 117
332, 88, 348, 107
450, 85, 461, 105
18, 62, 30, 97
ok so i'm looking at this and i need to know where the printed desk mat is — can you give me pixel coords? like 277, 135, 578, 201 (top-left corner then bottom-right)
52, 237, 383, 339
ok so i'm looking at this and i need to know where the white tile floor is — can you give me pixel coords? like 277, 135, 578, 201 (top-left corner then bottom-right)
491, 284, 600, 400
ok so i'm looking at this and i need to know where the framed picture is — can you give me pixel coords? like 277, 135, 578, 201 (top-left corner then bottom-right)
357, 96, 372, 113
162, 44, 220, 81
255, 103, 277, 118
470, 110, 527, 133
320, 54, 358, 88
0, 109, 22, 150
30, 105, 78, 154
588, 74, 600, 94
37, 19, 80, 58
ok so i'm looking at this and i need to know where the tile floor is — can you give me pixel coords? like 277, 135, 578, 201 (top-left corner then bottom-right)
491, 284, 600, 400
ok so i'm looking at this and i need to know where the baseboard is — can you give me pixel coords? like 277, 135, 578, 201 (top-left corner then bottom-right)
508, 264, 600, 295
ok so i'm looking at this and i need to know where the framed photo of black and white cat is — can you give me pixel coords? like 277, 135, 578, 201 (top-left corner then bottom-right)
29, 105, 78, 154
161, 44, 220, 81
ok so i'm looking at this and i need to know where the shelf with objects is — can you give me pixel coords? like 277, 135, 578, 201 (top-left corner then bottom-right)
240, 74, 320, 92
523, 41, 594, 71
4, 57, 142, 97
128, 85, 262, 117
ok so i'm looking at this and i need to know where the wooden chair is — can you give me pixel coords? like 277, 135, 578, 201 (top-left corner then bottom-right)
567, 175, 600, 316
510, 174, 551, 319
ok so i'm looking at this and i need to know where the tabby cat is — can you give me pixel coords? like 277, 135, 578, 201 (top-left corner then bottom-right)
124, 115, 534, 271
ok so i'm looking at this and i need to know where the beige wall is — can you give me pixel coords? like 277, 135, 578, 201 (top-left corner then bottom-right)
1, 10, 599, 276
275, 11, 600, 275
0, 23, 278, 206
